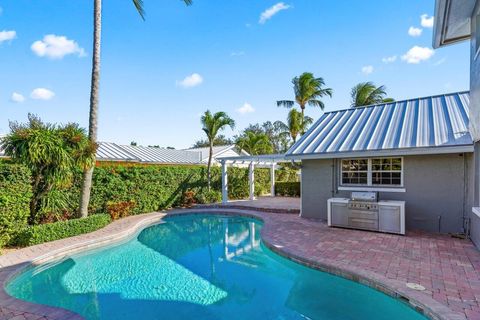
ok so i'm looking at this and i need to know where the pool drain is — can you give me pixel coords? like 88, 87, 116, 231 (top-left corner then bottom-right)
406, 283, 425, 291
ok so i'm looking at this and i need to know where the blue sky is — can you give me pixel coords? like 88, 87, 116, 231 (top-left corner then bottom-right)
0, 0, 471, 148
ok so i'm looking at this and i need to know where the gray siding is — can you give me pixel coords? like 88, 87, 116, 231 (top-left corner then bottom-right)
301, 153, 474, 234
470, 5, 480, 247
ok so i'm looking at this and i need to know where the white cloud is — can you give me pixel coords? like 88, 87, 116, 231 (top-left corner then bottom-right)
401, 46, 434, 64
361, 65, 374, 75
408, 26, 422, 37
259, 2, 291, 24
10, 92, 25, 103
176, 73, 203, 88
31, 34, 86, 59
30, 88, 55, 100
421, 14, 434, 28
237, 102, 255, 114
0, 30, 16, 43
382, 55, 397, 63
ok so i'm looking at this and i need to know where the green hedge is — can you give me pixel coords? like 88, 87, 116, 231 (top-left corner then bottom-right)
61, 165, 278, 215
0, 162, 298, 248
0, 163, 32, 247
275, 182, 301, 197
13, 214, 111, 247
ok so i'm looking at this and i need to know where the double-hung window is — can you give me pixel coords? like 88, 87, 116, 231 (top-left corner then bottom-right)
341, 157, 403, 187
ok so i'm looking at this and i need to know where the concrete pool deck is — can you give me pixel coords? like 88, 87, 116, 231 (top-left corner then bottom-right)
0, 207, 478, 320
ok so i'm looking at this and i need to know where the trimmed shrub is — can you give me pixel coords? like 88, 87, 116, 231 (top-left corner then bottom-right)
106, 201, 136, 220
13, 214, 111, 247
195, 189, 222, 204
63, 165, 278, 214
275, 182, 301, 197
0, 163, 32, 247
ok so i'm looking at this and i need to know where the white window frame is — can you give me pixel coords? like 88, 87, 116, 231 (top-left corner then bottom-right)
339, 157, 404, 190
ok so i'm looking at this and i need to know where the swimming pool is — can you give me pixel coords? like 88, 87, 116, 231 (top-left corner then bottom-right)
6, 214, 426, 319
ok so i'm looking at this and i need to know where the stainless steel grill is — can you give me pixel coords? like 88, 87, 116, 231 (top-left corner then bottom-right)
347, 192, 379, 230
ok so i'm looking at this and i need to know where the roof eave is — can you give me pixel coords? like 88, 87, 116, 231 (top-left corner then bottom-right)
286, 145, 474, 160
433, 0, 473, 48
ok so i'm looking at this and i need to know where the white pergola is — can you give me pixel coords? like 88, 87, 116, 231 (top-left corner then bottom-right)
219, 154, 292, 204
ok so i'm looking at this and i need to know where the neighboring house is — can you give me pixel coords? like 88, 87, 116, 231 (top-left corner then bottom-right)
96, 142, 246, 165
433, 1, 480, 243
0, 135, 5, 158
285, 92, 474, 234
186, 145, 250, 165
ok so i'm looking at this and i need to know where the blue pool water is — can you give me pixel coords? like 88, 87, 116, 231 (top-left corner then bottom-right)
7, 215, 426, 320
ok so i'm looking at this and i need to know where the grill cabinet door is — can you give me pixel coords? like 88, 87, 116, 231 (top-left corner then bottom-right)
331, 202, 349, 227
379, 205, 401, 233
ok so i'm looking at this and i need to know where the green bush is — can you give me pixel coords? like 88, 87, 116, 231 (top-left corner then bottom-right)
13, 214, 111, 247
62, 165, 278, 214
0, 163, 32, 247
275, 182, 301, 197
195, 189, 222, 204
0, 161, 299, 248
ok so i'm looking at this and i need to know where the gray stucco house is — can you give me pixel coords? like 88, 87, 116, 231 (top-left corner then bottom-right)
282, 0, 480, 240
432, 0, 480, 245
285, 92, 474, 234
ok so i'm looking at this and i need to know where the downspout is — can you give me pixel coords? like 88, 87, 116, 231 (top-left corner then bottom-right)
331, 159, 336, 197
463, 152, 470, 237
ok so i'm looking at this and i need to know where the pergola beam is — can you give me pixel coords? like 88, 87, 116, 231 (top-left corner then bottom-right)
249, 162, 255, 200
221, 160, 228, 204
220, 154, 293, 204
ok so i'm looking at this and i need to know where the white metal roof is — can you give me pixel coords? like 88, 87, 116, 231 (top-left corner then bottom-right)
186, 145, 237, 161
96, 142, 138, 162
286, 91, 473, 159
99, 144, 202, 164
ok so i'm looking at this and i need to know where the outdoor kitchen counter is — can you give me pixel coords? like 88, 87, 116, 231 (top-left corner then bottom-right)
328, 198, 405, 235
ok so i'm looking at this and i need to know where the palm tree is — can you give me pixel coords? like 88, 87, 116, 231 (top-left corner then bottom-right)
236, 131, 273, 155
79, 0, 193, 218
201, 110, 235, 190
350, 82, 394, 107
277, 72, 332, 132
276, 108, 314, 144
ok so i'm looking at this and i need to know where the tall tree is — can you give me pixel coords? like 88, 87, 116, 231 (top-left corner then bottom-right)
201, 110, 235, 190
350, 82, 394, 107
2, 114, 95, 223
192, 135, 233, 148
235, 131, 273, 155
277, 109, 314, 144
79, 0, 192, 218
277, 72, 332, 132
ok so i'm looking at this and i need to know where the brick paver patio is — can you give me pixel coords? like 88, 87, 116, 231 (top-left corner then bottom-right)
1, 204, 479, 320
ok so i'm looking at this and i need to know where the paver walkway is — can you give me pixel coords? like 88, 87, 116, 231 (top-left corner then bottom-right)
1, 207, 479, 320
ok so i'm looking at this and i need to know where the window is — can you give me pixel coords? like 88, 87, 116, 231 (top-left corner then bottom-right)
341, 157, 403, 187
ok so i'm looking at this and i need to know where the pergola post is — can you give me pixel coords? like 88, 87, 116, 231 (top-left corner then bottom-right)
249, 161, 255, 201
221, 160, 228, 204
270, 162, 276, 197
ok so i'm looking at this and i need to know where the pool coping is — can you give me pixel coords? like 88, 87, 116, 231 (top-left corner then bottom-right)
0, 208, 466, 320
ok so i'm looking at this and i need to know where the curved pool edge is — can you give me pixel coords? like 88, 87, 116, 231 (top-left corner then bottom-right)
0, 208, 465, 320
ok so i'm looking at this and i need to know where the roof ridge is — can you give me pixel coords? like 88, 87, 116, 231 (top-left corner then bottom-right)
323, 90, 470, 115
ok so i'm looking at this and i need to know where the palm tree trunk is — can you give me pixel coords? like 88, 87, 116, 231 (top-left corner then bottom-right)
207, 140, 213, 190
300, 105, 305, 134
79, 0, 102, 218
